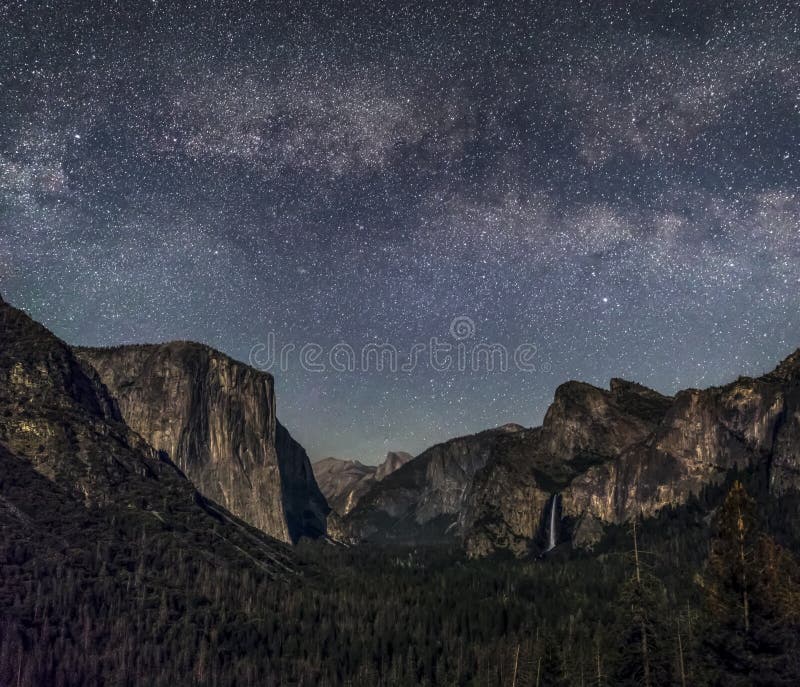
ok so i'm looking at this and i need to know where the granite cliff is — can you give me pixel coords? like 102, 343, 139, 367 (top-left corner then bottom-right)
333, 350, 800, 559
74, 343, 327, 544
340, 424, 525, 543
336, 377, 676, 550
0, 294, 296, 577
460, 379, 674, 556
462, 352, 800, 557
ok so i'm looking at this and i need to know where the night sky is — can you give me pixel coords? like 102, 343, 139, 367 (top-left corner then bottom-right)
2, 0, 798, 464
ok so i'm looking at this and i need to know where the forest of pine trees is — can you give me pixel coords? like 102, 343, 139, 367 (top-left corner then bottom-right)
3, 472, 800, 685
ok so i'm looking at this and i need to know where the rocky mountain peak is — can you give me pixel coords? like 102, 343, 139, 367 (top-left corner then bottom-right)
376, 451, 413, 480
495, 422, 526, 433
609, 377, 666, 399
550, 379, 601, 403
539, 377, 672, 463
765, 348, 800, 383
0, 299, 120, 424
314, 451, 413, 516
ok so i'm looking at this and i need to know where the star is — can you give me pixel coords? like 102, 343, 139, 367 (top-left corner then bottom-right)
0, 0, 797, 464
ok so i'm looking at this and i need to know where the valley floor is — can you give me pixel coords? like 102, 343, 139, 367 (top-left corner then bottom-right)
4, 472, 800, 686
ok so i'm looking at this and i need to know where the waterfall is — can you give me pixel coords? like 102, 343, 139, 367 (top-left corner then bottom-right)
546, 494, 559, 551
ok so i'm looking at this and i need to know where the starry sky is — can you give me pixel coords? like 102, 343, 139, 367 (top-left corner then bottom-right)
1, 0, 798, 464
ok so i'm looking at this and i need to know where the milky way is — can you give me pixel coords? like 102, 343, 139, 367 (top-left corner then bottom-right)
2, 0, 798, 463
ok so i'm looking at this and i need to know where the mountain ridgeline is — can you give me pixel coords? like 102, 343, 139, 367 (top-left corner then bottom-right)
334, 357, 800, 558
313, 451, 413, 515
6, 288, 800, 562
4, 293, 800, 685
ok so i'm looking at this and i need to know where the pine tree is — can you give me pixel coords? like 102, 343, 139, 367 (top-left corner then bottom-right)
611, 517, 673, 687
700, 481, 800, 685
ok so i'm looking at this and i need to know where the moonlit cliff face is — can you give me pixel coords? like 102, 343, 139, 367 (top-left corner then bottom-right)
329, 348, 800, 557
461, 349, 800, 557
0, 295, 297, 576
75, 343, 327, 543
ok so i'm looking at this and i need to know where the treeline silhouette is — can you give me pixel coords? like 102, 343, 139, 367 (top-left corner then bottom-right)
3, 463, 800, 686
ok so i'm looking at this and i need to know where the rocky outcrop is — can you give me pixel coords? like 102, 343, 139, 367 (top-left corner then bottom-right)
462, 351, 800, 557
376, 451, 414, 481
560, 370, 794, 542
74, 343, 327, 544
0, 295, 296, 576
458, 433, 552, 558
341, 424, 525, 543
313, 458, 374, 516
460, 381, 674, 556
275, 422, 329, 540
313, 451, 413, 516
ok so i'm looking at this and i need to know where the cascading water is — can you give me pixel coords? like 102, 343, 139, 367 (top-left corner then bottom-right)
546, 493, 559, 551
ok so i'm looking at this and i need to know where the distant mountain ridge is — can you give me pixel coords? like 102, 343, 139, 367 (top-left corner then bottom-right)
313, 451, 413, 515
6, 290, 800, 564
336, 354, 800, 558
339, 423, 527, 544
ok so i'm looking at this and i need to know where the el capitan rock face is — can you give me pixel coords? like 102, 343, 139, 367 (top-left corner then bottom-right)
0, 296, 296, 576
313, 451, 413, 516
74, 343, 327, 544
275, 421, 330, 539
